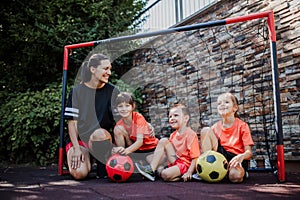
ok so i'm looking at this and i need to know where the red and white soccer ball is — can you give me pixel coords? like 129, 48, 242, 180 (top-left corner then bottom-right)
106, 154, 134, 182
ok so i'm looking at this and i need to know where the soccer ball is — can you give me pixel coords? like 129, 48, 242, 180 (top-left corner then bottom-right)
106, 154, 134, 182
196, 150, 229, 182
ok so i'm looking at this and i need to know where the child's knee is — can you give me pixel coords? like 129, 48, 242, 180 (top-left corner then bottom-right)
160, 169, 171, 181
200, 127, 213, 136
229, 168, 244, 183
114, 125, 126, 137
158, 137, 169, 145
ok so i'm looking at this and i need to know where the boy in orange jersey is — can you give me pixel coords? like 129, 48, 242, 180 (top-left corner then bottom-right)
200, 92, 254, 183
135, 104, 200, 182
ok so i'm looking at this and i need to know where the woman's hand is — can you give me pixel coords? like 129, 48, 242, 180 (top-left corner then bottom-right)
70, 147, 84, 169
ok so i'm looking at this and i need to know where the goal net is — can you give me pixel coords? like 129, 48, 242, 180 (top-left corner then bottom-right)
59, 11, 285, 182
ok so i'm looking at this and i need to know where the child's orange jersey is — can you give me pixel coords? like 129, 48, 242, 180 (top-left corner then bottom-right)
115, 112, 158, 151
169, 127, 200, 167
212, 118, 254, 155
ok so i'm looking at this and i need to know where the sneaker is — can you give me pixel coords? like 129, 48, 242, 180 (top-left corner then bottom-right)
135, 163, 155, 181
192, 173, 202, 181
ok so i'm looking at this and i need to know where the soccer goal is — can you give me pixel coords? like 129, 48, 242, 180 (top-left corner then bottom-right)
58, 11, 286, 182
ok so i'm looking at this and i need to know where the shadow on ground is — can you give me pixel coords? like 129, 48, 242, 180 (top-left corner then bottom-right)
0, 165, 300, 200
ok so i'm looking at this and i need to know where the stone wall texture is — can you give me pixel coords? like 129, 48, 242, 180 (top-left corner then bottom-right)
120, 0, 300, 165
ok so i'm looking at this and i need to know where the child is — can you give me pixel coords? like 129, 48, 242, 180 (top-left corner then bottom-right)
135, 104, 200, 182
200, 92, 254, 183
112, 92, 158, 161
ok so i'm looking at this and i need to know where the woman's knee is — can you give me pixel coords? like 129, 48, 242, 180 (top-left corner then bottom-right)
70, 167, 89, 180
90, 128, 112, 142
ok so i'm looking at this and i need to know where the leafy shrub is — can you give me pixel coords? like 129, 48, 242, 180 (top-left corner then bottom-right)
0, 75, 141, 166
0, 81, 63, 166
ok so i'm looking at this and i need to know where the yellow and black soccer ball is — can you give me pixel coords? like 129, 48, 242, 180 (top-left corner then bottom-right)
196, 150, 229, 182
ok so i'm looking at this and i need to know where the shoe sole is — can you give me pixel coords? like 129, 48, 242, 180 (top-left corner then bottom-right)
134, 163, 155, 182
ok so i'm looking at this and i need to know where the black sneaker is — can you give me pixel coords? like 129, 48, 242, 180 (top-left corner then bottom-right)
135, 163, 155, 181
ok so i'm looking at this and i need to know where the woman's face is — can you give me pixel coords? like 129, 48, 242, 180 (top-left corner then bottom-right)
217, 94, 238, 117
94, 59, 112, 83
116, 102, 134, 118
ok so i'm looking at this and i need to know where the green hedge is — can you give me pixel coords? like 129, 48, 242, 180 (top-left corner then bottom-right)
0, 77, 141, 166
0, 82, 63, 166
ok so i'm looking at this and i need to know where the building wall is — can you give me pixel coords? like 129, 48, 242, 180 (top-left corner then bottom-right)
127, 0, 300, 164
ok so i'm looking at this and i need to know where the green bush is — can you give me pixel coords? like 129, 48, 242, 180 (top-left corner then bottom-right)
0, 81, 63, 166
0, 75, 141, 166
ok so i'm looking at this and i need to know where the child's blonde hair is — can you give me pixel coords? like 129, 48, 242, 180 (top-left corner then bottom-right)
172, 103, 190, 117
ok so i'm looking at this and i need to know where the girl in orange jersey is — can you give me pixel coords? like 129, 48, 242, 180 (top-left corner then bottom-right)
112, 92, 158, 161
200, 92, 254, 183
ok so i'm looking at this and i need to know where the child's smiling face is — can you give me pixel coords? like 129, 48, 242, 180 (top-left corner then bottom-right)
217, 93, 238, 117
117, 102, 134, 118
169, 107, 189, 129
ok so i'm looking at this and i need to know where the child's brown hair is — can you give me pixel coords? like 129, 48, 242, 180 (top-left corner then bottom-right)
116, 92, 135, 107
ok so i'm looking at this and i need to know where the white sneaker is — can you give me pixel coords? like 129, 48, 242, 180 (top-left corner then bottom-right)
192, 173, 202, 181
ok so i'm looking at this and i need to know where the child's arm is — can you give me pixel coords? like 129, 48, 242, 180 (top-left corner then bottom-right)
229, 145, 252, 168
123, 133, 144, 155
182, 158, 197, 182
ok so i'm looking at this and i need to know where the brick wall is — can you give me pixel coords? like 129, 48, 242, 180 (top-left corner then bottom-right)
121, 0, 300, 163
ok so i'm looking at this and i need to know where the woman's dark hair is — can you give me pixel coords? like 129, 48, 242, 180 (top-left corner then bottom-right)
81, 53, 109, 82
115, 92, 135, 107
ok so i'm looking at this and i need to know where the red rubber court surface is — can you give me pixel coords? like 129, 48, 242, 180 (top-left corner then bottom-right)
1, 165, 299, 200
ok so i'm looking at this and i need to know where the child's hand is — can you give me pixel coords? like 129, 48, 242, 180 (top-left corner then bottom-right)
229, 154, 244, 168
112, 147, 127, 155
182, 171, 193, 182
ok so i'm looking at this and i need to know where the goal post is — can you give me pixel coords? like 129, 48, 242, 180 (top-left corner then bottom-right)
58, 10, 285, 182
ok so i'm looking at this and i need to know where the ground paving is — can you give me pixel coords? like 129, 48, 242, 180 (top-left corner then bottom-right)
1, 165, 300, 199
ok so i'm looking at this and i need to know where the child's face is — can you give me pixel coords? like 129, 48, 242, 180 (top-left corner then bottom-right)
168, 107, 189, 130
117, 102, 134, 118
217, 94, 238, 117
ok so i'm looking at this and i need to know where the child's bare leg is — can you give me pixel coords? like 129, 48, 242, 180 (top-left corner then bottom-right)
229, 164, 245, 183
114, 125, 132, 147
200, 127, 218, 153
150, 138, 176, 171
160, 166, 181, 181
